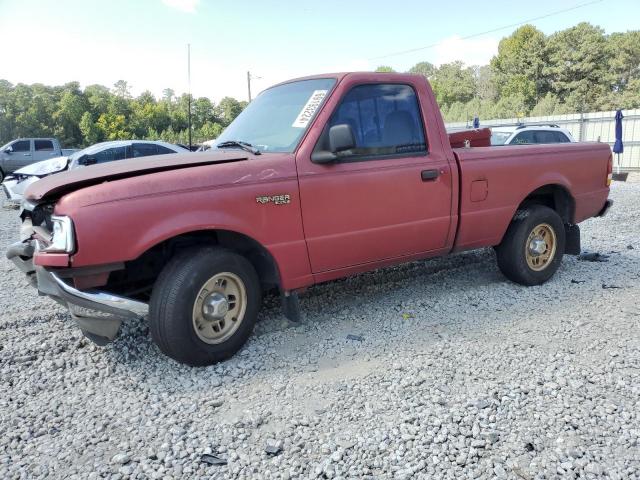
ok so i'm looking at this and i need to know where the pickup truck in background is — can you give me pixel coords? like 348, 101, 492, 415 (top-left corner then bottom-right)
0, 138, 77, 182
7, 72, 613, 366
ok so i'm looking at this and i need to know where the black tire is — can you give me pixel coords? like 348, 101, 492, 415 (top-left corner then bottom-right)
149, 247, 261, 366
496, 205, 566, 286
0, 168, 4, 184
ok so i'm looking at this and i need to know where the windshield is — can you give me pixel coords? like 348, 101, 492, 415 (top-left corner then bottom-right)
490, 131, 512, 145
214, 78, 336, 153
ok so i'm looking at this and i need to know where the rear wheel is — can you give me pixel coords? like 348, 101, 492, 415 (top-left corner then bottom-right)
149, 247, 261, 366
496, 205, 565, 286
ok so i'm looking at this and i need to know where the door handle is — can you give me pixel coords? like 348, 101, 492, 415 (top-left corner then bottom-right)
23, 153, 31, 156
421, 169, 439, 181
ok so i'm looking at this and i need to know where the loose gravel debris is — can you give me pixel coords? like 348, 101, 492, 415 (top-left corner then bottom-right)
1, 180, 640, 479
578, 252, 610, 262
201, 454, 228, 466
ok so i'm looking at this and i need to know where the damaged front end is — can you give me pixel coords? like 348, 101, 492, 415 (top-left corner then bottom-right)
6, 200, 148, 345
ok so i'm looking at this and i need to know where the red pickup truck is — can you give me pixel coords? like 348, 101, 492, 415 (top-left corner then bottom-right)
7, 72, 613, 366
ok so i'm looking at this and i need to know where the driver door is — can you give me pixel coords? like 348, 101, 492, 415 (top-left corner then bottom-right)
6, 139, 33, 171
296, 81, 453, 274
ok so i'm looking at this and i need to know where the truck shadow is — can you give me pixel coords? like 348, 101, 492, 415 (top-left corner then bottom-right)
102, 249, 500, 366
256, 248, 499, 333
102, 247, 637, 384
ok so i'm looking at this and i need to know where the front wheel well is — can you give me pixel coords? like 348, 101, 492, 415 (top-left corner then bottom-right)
517, 185, 575, 224
105, 230, 281, 300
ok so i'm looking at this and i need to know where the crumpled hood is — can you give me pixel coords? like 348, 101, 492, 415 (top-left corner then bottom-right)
14, 156, 69, 177
25, 151, 248, 202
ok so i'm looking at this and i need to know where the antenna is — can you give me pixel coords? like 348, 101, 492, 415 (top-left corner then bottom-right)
247, 71, 262, 102
188, 44, 192, 150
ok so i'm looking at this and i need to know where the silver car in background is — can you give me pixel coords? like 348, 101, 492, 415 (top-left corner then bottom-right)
490, 124, 576, 146
2, 140, 189, 203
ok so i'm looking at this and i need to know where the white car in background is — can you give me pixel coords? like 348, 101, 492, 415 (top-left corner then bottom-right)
2, 140, 188, 203
490, 124, 576, 146
196, 139, 217, 152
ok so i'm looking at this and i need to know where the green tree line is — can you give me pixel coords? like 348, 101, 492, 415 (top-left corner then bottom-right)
377, 22, 640, 122
0, 79, 247, 148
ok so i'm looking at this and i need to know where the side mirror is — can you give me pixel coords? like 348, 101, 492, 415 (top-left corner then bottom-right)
311, 123, 356, 164
329, 124, 356, 153
79, 156, 97, 166
4, 146, 13, 154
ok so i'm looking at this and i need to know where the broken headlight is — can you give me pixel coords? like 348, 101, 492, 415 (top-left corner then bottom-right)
44, 216, 75, 253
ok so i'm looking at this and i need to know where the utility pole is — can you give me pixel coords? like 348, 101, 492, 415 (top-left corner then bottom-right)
187, 44, 192, 150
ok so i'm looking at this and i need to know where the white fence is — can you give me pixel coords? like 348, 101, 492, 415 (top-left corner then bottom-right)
446, 109, 640, 172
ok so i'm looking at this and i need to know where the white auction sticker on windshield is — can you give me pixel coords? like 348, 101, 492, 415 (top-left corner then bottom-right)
292, 90, 328, 128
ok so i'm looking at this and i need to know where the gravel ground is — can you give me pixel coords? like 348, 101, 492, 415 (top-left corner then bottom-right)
1, 180, 639, 480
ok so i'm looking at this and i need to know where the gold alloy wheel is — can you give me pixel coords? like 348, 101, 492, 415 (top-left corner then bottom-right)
192, 272, 247, 344
525, 223, 557, 271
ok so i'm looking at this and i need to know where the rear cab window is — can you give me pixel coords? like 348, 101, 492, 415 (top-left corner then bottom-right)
34, 140, 54, 151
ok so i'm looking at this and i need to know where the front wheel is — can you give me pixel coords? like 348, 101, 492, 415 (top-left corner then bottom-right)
149, 247, 261, 366
496, 205, 566, 286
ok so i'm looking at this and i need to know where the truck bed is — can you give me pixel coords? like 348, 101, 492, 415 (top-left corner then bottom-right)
452, 142, 612, 251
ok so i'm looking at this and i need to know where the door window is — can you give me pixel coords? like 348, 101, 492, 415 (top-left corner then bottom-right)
318, 84, 427, 160
34, 140, 54, 151
11, 140, 31, 152
156, 145, 177, 155
132, 143, 159, 157
511, 131, 536, 144
93, 146, 127, 163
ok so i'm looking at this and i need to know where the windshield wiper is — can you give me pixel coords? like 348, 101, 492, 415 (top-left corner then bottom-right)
216, 140, 261, 155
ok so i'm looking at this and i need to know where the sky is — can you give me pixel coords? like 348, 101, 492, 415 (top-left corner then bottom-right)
0, 0, 638, 102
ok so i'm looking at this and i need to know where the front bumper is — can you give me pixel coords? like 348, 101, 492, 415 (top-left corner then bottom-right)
6, 240, 148, 345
